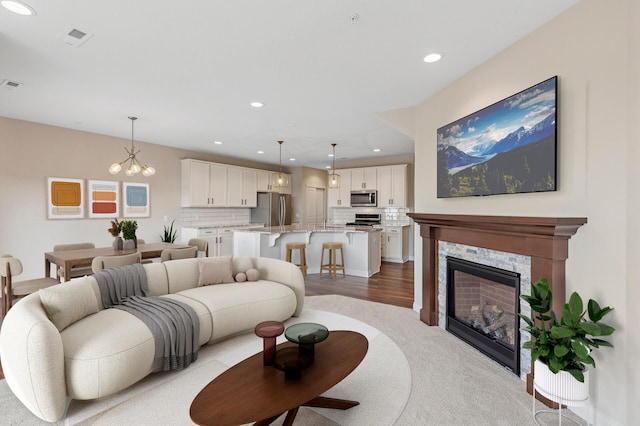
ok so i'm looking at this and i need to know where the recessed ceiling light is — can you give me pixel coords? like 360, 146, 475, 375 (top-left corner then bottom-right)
250, 101, 264, 108
328, 153, 334, 157
325, 166, 331, 169
423, 52, 443, 63
289, 158, 295, 161
1, 0, 36, 16
373, 148, 381, 152
257, 150, 264, 154
213, 141, 222, 145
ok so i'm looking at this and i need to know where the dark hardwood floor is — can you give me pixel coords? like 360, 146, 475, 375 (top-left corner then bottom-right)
0, 261, 414, 381
305, 261, 415, 309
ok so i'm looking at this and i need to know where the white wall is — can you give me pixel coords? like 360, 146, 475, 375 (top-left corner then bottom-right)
406, 1, 637, 423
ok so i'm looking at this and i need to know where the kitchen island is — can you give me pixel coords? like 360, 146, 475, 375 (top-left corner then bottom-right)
233, 225, 381, 277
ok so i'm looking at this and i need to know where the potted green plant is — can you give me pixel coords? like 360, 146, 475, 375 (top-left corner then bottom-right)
108, 219, 123, 250
161, 219, 178, 243
120, 220, 138, 249
520, 278, 615, 405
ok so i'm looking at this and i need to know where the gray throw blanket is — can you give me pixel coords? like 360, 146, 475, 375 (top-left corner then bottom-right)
94, 264, 200, 372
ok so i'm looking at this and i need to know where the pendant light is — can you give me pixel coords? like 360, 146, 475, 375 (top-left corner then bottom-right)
109, 116, 156, 177
328, 143, 340, 188
271, 140, 289, 188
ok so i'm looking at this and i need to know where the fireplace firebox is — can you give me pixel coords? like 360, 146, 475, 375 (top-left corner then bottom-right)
446, 257, 521, 375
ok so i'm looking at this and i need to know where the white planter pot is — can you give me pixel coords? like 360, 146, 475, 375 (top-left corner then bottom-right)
533, 359, 590, 406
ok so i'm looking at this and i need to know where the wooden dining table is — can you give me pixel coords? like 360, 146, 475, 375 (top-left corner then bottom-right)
44, 242, 188, 281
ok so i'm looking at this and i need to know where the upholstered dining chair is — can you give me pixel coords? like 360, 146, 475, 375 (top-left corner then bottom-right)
160, 246, 198, 262
188, 238, 209, 257
91, 252, 142, 273
1, 256, 59, 316
53, 242, 95, 280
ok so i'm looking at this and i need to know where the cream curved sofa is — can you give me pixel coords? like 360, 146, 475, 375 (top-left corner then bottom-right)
0, 256, 304, 422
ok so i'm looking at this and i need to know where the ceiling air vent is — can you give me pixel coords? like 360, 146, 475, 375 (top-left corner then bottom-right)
1, 79, 23, 90
63, 27, 93, 48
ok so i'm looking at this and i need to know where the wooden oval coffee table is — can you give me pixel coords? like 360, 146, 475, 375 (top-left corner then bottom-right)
190, 330, 368, 425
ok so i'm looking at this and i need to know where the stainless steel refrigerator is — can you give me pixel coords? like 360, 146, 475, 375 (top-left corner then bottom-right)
251, 192, 292, 227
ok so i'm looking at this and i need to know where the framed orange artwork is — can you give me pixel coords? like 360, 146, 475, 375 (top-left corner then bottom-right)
47, 177, 85, 219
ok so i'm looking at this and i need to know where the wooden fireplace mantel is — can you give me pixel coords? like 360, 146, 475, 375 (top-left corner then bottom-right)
407, 213, 587, 326
408, 213, 587, 406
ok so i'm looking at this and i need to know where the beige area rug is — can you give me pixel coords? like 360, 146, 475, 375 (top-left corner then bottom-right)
0, 301, 411, 425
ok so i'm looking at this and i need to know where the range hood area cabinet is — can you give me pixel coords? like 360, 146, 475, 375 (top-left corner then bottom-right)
350, 167, 377, 190
327, 164, 408, 209
181, 159, 270, 208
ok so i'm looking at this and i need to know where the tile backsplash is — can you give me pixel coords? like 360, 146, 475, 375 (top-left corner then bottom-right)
180, 208, 251, 228
329, 207, 412, 225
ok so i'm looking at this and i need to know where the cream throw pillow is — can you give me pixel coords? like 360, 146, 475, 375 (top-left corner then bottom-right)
39, 277, 99, 331
198, 256, 235, 286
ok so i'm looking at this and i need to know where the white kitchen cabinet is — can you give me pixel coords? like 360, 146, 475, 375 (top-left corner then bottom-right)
257, 170, 275, 192
227, 167, 257, 207
216, 227, 234, 257
350, 167, 377, 190
181, 159, 228, 207
381, 225, 409, 263
182, 226, 234, 257
377, 165, 408, 207
327, 169, 351, 207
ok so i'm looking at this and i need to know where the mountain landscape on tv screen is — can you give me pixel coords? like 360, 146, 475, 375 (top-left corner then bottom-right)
436, 77, 557, 198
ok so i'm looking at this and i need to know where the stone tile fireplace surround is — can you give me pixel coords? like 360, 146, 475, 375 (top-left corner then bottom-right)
408, 213, 587, 404
439, 242, 531, 378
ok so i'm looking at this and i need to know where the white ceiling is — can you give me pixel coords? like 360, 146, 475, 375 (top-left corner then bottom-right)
0, 0, 577, 170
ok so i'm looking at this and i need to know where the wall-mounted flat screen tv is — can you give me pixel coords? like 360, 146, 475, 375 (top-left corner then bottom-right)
437, 76, 557, 198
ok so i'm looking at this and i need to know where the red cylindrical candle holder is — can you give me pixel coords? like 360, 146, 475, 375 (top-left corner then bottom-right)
254, 321, 285, 366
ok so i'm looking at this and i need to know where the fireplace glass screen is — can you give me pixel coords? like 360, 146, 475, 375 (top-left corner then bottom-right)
446, 257, 520, 375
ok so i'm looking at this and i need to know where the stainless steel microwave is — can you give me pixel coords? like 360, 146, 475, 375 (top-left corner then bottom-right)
350, 190, 377, 207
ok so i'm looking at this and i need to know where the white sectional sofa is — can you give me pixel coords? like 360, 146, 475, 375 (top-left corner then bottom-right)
0, 256, 304, 422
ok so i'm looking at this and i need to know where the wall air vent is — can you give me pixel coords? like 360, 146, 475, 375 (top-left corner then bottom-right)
1, 79, 23, 90
62, 27, 93, 48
